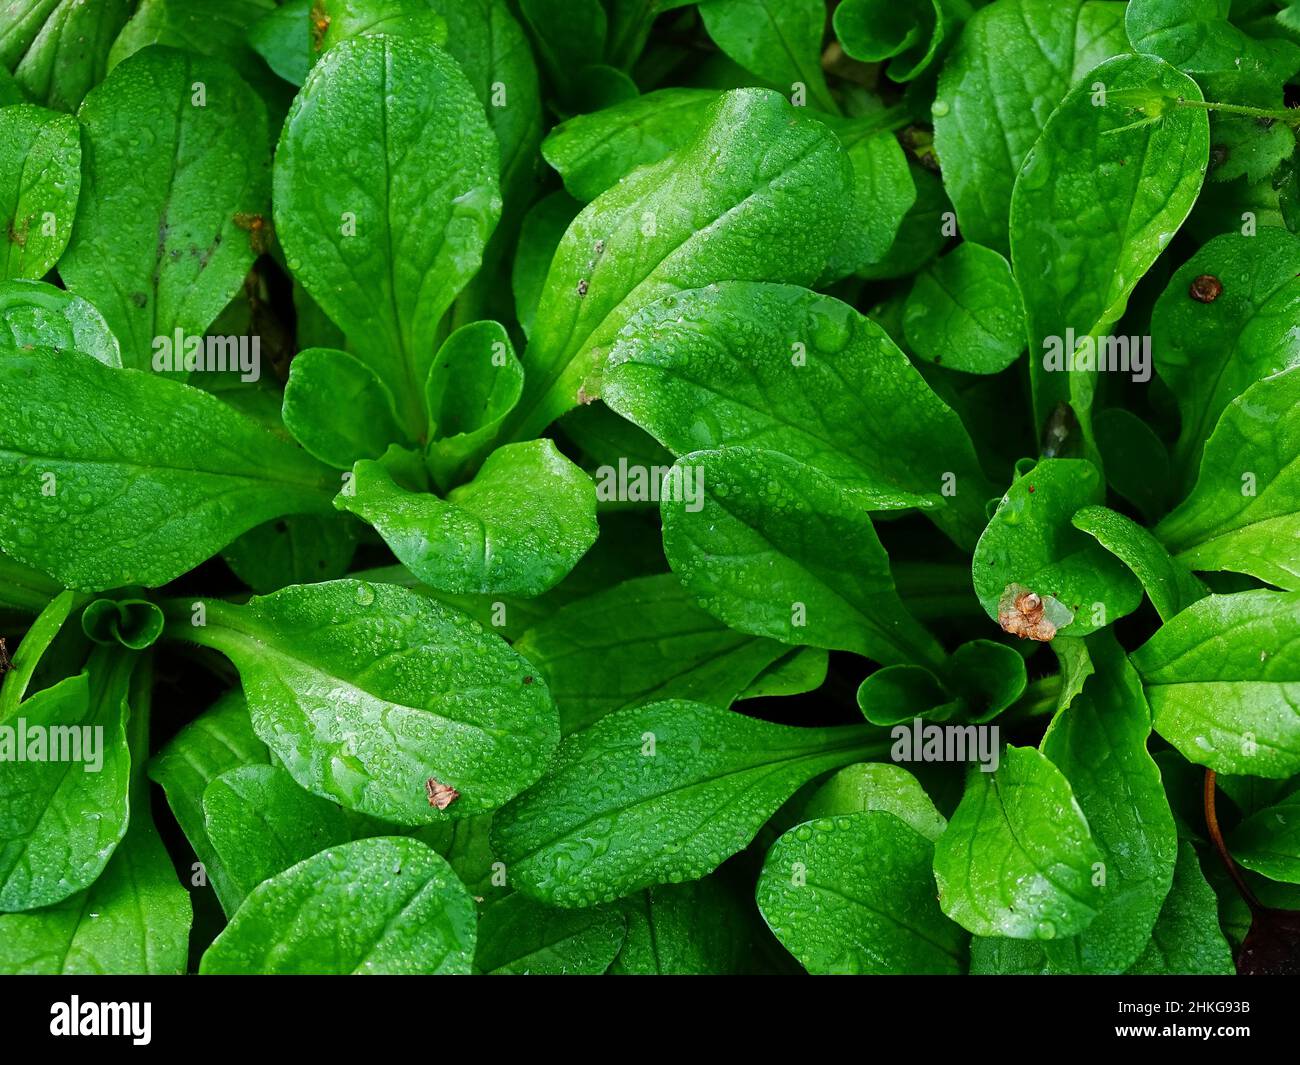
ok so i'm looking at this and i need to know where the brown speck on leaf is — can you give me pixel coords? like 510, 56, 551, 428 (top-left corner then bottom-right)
233, 213, 270, 256
593, 239, 605, 255
577, 279, 589, 297
426, 777, 459, 810
998, 587, 1057, 642
523, 675, 533, 685
576, 384, 595, 405
1027, 484, 1036, 494
310, 1, 330, 50
7, 221, 26, 247
1190, 274, 1223, 303
0, 638, 11, 677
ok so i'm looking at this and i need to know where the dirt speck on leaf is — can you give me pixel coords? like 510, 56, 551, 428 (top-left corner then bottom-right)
426, 777, 459, 810
1189, 274, 1222, 303
997, 584, 1057, 641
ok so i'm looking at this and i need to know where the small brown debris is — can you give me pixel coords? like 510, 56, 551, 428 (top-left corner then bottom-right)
1190, 274, 1223, 303
233, 212, 270, 256
577, 279, 589, 297
0, 637, 11, 676
998, 587, 1058, 642
425, 777, 460, 810
576, 384, 596, 405
310, 1, 330, 51
523, 675, 533, 685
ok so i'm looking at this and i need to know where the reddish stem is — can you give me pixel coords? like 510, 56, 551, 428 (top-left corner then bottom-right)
1204, 769, 1262, 911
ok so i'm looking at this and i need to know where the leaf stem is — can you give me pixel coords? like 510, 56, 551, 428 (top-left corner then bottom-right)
1177, 98, 1300, 126
1204, 769, 1262, 912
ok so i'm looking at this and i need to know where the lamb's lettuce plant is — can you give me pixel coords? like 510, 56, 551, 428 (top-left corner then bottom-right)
0, 0, 1297, 977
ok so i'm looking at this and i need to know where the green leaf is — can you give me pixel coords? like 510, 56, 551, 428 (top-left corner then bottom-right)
1157, 367, 1300, 591
757, 812, 967, 974
1013, 53, 1209, 435
81, 598, 165, 651
933, 745, 1104, 939
661, 448, 947, 670
199, 836, 477, 974
507, 88, 851, 440
221, 513, 358, 594
3, 0, 132, 112
515, 573, 790, 734
429, 0, 540, 194
833, 0, 947, 82
516, 0, 607, 99
542, 88, 719, 202
608, 877, 751, 975
697, 0, 835, 112
604, 281, 994, 548
512, 190, 579, 340
1038, 632, 1178, 972
0, 280, 120, 366
148, 692, 271, 916
972, 459, 1143, 639
1231, 791, 1300, 884
317, 0, 446, 52
822, 119, 916, 281
0, 104, 78, 280
0, 810, 191, 974
1125, 841, 1235, 974
904, 243, 1026, 375
738, 646, 828, 700
1072, 504, 1208, 622
337, 440, 598, 597
249, 0, 312, 86
857, 665, 956, 727
203, 764, 352, 909
473, 892, 626, 974
1133, 589, 1300, 778
0, 653, 132, 912
0, 589, 81, 714
1150, 229, 1300, 485
59, 47, 270, 371
802, 762, 948, 842
932, 0, 1131, 255
273, 32, 500, 440
0, 349, 337, 591
424, 320, 524, 490
491, 699, 887, 907
167, 579, 560, 825
1126, 0, 1300, 106
282, 347, 404, 470
855, 162, 951, 281
1094, 407, 1174, 523
427, 0, 543, 324
109, 0, 285, 107
0, 549, 60, 614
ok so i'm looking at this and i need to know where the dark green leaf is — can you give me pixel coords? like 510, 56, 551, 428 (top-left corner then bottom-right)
199, 836, 477, 974
0, 349, 337, 591
168, 579, 560, 824
933, 745, 1103, 939
757, 812, 967, 974
492, 699, 888, 906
